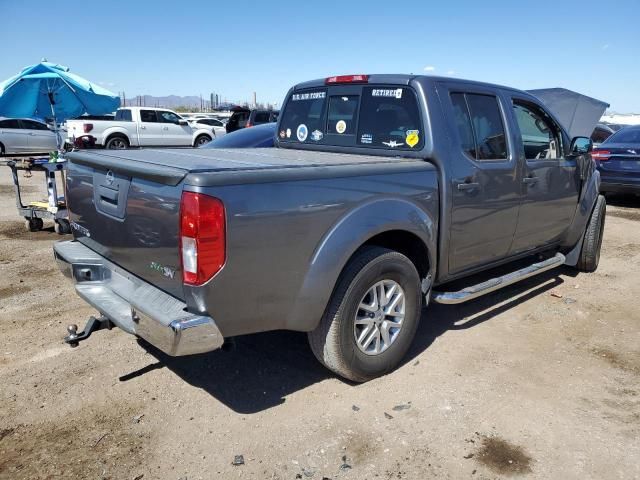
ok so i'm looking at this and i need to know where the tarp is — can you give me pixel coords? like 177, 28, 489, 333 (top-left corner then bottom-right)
527, 88, 609, 139
0, 62, 120, 122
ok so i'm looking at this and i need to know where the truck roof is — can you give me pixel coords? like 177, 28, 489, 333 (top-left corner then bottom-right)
292, 74, 528, 95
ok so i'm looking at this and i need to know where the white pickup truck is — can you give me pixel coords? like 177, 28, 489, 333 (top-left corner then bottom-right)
65, 107, 216, 149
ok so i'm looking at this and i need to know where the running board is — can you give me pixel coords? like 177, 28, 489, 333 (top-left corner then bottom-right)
431, 253, 565, 305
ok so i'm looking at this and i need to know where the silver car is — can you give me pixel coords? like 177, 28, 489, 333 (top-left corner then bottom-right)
0, 118, 58, 155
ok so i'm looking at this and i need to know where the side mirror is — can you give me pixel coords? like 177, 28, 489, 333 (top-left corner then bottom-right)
178, 119, 188, 126
570, 136, 592, 155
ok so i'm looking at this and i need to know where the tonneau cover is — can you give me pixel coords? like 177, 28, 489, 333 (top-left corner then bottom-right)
65, 148, 422, 186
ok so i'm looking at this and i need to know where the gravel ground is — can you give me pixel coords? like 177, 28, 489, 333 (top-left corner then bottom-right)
0, 163, 638, 480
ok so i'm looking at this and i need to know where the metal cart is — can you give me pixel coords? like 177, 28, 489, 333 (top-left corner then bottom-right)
1, 156, 70, 234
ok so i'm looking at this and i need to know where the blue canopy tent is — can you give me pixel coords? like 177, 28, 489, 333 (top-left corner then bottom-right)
0, 60, 120, 150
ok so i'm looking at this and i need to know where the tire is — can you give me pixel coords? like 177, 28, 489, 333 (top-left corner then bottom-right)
0, 142, 5, 156
576, 194, 606, 272
54, 219, 71, 235
105, 135, 129, 150
308, 246, 422, 382
25, 217, 44, 232
194, 135, 212, 147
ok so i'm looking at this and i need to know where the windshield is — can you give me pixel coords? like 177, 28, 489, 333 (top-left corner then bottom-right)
278, 85, 423, 150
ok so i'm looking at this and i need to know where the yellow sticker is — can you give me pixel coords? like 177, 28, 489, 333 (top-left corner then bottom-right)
406, 130, 419, 148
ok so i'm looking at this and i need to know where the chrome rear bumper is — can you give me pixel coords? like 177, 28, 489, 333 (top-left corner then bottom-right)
54, 240, 224, 356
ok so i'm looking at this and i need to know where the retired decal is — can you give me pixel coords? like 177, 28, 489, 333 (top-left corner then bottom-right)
372, 88, 403, 99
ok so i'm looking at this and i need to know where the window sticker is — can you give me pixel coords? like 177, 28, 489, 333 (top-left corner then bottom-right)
291, 91, 326, 101
371, 88, 403, 99
405, 130, 419, 148
382, 140, 404, 148
311, 129, 323, 141
279, 129, 286, 139
286, 128, 291, 138
336, 120, 347, 134
296, 124, 308, 142
360, 133, 373, 144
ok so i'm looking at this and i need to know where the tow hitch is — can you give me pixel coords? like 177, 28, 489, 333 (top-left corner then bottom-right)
64, 315, 113, 348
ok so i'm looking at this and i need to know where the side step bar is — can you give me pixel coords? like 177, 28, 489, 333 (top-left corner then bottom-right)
431, 252, 565, 305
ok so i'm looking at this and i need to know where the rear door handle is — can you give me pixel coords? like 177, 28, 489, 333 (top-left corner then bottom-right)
457, 182, 480, 191
140, 126, 146, 129
522, 176, 538, 185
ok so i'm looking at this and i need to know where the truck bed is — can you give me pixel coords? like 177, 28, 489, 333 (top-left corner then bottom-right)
66, 148, 428, 186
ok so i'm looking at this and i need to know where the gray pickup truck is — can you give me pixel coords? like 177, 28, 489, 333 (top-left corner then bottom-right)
54, 74, 604, 382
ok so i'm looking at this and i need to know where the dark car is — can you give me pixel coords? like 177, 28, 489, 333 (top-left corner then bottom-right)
200, 122, 275, 149
225, 109, 279, 133
593, 125, 640, 195
591, 123, 614, 146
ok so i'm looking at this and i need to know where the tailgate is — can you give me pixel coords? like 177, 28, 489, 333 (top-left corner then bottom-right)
65, 151, 189, 299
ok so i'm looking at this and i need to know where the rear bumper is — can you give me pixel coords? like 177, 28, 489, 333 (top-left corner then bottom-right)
600, 181, 640, 195
53, 240, 224, 356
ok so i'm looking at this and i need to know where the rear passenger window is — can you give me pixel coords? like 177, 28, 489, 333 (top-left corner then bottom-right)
140, 110, 158, 123
115, 109, 133, 121
451, 93, 477, 158
451, 93, 508, 160
327, 95, 359, 135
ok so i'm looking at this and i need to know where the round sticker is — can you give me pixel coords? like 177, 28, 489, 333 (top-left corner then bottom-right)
336, 120, 347, 134
296, 124, 308, 142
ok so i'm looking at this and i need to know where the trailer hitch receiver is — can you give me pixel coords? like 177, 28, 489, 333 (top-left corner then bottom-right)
64, 315, 112, 348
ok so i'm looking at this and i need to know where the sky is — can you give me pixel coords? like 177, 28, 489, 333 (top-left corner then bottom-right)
1, 0, 639, 111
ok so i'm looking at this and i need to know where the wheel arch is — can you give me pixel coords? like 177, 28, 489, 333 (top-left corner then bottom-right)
285, 198, 437, 332
104, 132, 130, 147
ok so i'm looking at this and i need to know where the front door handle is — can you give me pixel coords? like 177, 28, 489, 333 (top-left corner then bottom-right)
140, 125, 146, 129
522, 176, 538, 185
457, 182, 480, 191
163, 126, 169, 130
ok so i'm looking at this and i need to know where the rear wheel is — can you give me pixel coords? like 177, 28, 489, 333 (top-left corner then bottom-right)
105, 135, 129, 150
308, 246, 422, 382
576, 194, 606, 272
194, 134, 212, 147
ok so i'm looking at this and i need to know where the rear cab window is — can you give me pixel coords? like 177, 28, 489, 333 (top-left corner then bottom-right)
278, 84, 423, 151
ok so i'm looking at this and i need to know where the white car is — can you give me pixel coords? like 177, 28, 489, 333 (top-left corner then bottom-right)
65, 107, 216, 149
190, 117, 227, 138
0, 118, 59, 155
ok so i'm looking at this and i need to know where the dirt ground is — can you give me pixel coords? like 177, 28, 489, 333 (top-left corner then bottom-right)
0, 163, 638, 480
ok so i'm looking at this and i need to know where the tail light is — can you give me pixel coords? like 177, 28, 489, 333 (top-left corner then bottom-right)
83, 123, 93, 133
180, 192, 226, 286
325, 74, 369, 84
591, 149, 611, 161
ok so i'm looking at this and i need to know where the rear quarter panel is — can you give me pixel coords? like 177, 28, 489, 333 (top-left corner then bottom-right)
185, 163, 439, 337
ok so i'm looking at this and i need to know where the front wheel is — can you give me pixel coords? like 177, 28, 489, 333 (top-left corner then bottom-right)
576, 194, 606, 272
308, 246, 422, 382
